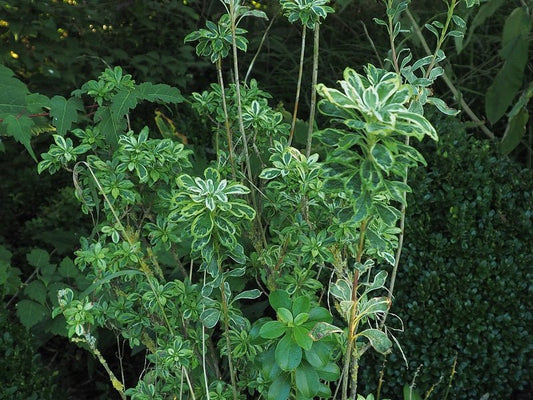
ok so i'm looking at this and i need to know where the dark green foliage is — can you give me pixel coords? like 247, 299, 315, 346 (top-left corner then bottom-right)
0, 312, 60, 399
361, 116, 533, 399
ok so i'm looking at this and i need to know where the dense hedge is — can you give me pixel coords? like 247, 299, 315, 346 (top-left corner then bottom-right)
361, 116, 533, 399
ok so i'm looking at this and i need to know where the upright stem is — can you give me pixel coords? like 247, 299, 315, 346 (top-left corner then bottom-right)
228, 0, 266, 246
341, 218, 369, 399
306, 22, 320, 157
425, 0, 457, 79
219, 277, 238, 400
289, 25, 307, 145
216, 58, 237, 178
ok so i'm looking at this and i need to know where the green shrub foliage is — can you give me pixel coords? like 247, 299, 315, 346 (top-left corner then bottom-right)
0, 312, 59, 399
361, 116, 533, 399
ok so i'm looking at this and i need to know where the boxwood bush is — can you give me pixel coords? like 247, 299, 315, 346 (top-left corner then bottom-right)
361, 116, 533, 399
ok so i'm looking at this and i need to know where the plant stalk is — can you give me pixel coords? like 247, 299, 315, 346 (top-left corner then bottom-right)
306, 22, 320, 157
289, 25, 307, 145
216, 58, 237, 178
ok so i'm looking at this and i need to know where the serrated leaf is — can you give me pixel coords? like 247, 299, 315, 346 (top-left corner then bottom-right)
3, 115, 36, 160
0, 65, 29, 115
27, 248, 50, 268
94, 107, 127, 147
26, 93, 51, 113
16, 299, 48, 329
110, 88, 139, 119
50, 96, 83, 135
24, 280, 47, 305
136, 82, 184, 103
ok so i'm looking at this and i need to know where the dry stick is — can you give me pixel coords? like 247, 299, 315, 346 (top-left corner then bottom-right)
306, 22, 320, 157
244, 15, 277, 85
289, 25, 307, 145
405, 9, 496, 140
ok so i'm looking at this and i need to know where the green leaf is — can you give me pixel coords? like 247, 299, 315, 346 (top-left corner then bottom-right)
0, 65, 29, 114
136, 82, 184, 103
110, 88, 139, 119
485, 7, 531, 124
359, 329, 392, 354
295, 363, 320, 398
316, 362, 341, 381
191, 213, 214, 238
260, 168, 282, 180
233, 289, 261, 302
270, 290, 291, 311
371, 143, 394, 172
275, 334, 302, 370
201, 308, 221, 328
304, 341, 332, 368
308, 321, 343, 341
403, 385, 423, 400
293, 326, 313, 350
24, 280, 47, 305
260, 320, 287, 339
3, 115, 36, 160
268, 374, 291, 400
501, 107, 528, 155
27, 249, 50, 268
94, 107, 127, 148
50, 96, 83, 135
277, 308, 293, 324
292, 296, 310, 316
16, 299, 48, 329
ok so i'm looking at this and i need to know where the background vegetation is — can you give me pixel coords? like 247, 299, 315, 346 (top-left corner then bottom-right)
0, 0, 531, 399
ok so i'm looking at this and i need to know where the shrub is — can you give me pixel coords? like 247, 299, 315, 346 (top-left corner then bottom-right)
0, 312, 60, 400
360, 115, 533, 399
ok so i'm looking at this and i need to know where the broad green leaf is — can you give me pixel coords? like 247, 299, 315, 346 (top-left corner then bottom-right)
292, 296, 310, 316
268, 374, 291, 400
233, 289, 261, 302
58, 257, 79, 279
191, 213, 214, 238
501, 107, 528, 155
275, 334, 302, 370
304, 341, 332, 367
270, 290, 291, 311
26, 93, 51, 113
24, 280, 47, 305
94, 107, 127, 148
371, 143, 394, 172
16, 299, 48, 329
359, 328, 392, 354
50, 96, 83, 135
79, 270, 143, 298
200, 308, 221, 328
277, 308, 293, 324
0, 65, 28, 114
295, 363, 320, 398
27, 248, 50, 268
485, 7, 531, 124
260, 168, 281, 180
293, 326, 313, 350
316, 362, 341, 381
308, 321, 343, 341
136, 82, 184, 103
3, 115, 36, 160
111, 88, 139, 119
260, 321, 287, 339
